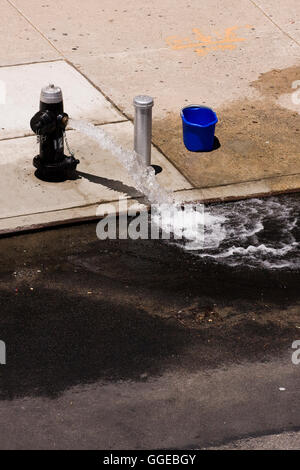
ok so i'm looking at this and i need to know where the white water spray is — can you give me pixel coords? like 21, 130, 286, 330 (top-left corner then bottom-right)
70, 119, 173, 205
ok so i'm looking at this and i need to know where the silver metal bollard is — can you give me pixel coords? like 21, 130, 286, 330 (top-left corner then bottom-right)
133, 95, 154, 166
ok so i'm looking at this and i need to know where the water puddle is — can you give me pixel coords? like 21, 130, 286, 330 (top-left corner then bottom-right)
186, 196, 300, 269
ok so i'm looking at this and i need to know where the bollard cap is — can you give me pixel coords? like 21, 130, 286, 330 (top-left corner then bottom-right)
133, 95, 154, 108
40, 84, 63, 104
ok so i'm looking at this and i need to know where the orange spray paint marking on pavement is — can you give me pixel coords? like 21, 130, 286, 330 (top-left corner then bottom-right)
166, 26, 251, 57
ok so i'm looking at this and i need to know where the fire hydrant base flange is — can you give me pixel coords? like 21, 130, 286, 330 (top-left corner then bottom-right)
33, 154, 79, 182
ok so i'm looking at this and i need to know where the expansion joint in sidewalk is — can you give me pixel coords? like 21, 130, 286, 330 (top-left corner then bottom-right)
250, 0, 300, 49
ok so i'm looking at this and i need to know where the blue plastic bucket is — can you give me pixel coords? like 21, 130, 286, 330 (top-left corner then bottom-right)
181, 105, 218, 152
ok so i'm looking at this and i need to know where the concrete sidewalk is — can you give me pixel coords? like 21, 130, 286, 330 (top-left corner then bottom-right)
1, 0, 300, 232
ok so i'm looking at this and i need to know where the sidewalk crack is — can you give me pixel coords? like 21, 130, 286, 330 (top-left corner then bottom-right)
249, 0, 300, 49
6, 0, 64, 58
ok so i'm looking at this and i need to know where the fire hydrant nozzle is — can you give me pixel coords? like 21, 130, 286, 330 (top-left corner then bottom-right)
59, 114, 69, 128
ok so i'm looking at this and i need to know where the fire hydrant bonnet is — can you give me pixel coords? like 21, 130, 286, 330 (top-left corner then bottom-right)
40, 84, 63, 104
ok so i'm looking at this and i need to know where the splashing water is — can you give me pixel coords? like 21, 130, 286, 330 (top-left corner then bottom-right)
183, 196, 300, 270
70, 119, 299, 270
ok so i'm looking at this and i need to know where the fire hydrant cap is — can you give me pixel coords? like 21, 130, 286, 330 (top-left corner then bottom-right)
40, 84, 63, 104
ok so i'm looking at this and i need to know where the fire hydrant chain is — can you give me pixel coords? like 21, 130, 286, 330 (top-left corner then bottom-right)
63, 131, 75, 157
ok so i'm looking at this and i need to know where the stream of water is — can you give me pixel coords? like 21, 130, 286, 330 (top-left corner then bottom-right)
70, 119, 299, 270
70, 119, 173, 205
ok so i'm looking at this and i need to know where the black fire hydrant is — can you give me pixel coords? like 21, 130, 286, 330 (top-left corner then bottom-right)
30, 84, 79, 181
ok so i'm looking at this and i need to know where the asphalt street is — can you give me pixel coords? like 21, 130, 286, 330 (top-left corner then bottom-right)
0, 196, 300, 449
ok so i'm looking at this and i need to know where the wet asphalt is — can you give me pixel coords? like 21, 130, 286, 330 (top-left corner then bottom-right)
0, 201, 300, 449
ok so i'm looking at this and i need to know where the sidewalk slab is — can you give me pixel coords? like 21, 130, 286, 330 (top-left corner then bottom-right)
0, 0, 60, 66
254, 0, 300, 44
0, 121, 191, 234
153, 95, 300, 187
0, 61, 125, 140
